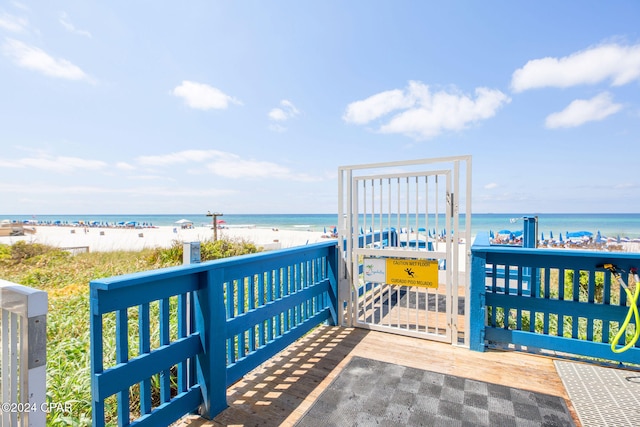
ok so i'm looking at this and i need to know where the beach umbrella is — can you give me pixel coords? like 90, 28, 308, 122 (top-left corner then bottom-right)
595, 231, 603, 244
323, 227, 327, 234
489, 230, 494, 238
216, 219, 226, 224
559, 233, 563, 243
175, 219, 191, 224
541, 232, 545, 241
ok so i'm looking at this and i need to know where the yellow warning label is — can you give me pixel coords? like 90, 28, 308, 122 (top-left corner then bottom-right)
386, 259, 438, 288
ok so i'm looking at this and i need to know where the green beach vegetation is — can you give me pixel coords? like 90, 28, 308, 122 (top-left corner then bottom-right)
0, 239, 260, 426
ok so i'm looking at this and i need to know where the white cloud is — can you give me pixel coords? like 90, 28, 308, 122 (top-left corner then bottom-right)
268, 99, 300, 132
0, 182, 234, 198
207, 156, 291, 179
0, 12, 28, 32
207, 155, 321, 182
59, 12, 92, 38
268, 99, 300, 121
13, 155, 108, 173
511, 43, 640, 92
344, 81, 510, 140
172, 80, 241, 110
136, 148, 320, 182
343, 88, 414, 124
484, 183, 498, 189
115, 162, 135, 170
1, 38, 92, 81
545, 92, 622, 129
137, 149, 225, 166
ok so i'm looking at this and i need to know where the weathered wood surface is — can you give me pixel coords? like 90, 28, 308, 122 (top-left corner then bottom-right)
173, 325, 580, 426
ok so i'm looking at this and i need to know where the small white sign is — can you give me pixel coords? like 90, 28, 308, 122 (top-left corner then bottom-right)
363, 258, 386, 283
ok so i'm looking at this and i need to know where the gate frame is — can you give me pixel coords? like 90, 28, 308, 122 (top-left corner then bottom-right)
338, 155, 472, 346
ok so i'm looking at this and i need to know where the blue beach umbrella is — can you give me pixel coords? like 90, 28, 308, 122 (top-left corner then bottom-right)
559, 233, 564, 243
595, 231, 603, 244
541, 232, 545, 241
549, 231, 554, 239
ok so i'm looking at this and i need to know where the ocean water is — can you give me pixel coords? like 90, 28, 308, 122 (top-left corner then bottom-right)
4, 213, 640, 239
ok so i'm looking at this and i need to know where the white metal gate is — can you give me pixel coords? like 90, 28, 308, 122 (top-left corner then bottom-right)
338, 156, 471, 346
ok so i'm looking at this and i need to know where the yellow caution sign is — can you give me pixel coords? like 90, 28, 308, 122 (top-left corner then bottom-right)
386, 258, 438, 288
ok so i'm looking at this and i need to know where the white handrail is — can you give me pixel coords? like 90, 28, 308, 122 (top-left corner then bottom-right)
0, 280, 47, 427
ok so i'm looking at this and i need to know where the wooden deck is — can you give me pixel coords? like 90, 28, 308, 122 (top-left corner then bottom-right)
173, 325, 581, 426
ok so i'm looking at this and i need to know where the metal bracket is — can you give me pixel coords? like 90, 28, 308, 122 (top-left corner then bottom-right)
28, 314, 47, 368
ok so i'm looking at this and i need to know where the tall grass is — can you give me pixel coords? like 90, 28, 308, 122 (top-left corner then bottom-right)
0, 238, 260, 426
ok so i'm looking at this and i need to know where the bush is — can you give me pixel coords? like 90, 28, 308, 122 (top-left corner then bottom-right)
0, 240, 64, 265
146, 238, 261, 266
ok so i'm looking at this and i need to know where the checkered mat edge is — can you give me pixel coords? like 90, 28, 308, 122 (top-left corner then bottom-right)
295, 356, 574, 427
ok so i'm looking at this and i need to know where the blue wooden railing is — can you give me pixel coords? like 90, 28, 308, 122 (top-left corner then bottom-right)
470, 232, 640, 365
90, 241, 338, 427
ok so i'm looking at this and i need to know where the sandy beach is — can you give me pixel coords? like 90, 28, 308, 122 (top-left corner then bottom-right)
0, 225, 332, 252
2, 224, 639, 257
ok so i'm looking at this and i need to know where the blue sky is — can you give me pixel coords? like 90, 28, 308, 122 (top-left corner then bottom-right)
1, 1, 639, 215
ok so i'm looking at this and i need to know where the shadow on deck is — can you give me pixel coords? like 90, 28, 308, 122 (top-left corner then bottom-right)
172, 325, 581, 426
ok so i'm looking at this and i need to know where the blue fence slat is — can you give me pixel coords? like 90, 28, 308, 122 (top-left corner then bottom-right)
91, 274, 200, 315
116, 309, 129, 423
138, 303, 152, 416
486, 294, 632, 324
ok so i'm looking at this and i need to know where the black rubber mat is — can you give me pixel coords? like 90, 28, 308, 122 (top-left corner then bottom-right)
295, 356, 575, 427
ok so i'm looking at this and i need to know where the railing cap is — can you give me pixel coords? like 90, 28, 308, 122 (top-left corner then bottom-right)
0, 279, 48, 317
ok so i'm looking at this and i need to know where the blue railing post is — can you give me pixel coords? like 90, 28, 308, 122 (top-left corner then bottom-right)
523, 216, 537, 249
327, 244, 339, 325
194, 269, 227, 419
469, 232, 490, 352
522, 216, 539, 296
